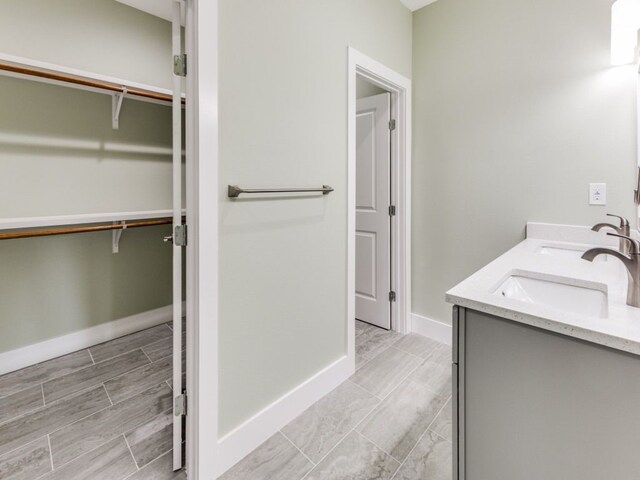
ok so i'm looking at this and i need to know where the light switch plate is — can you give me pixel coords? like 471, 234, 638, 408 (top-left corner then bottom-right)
589, 183, 607, 206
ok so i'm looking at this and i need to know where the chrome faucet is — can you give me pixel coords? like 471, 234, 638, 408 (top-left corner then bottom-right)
592, 214, 631, 255
582, 233, 640, 308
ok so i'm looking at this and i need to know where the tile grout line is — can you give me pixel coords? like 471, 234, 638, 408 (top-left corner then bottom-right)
426, 394, 453, 444
299, 329, 412, 479
389, 393, 452, 480
308, 331, 448, 478
427, 428, 451, 444
358, 335, 402, 363
122, 433, 140, 470
355, 352, 375, 371
0, 334, 175, 461
298, 389, 385, 480
141, 348, 154, 364
137, 446, 175, 473
352, 348, 426, 403
353, 429, 399, 464
46, 346, 164, 407
49, 382, 165, 437
0, 380, 110, 432
88, 327, 172, 364
103, 384, 114, 406
122, 447, 174, 480
346, 378, 382, 402
0, 388, 120, 460
47, 434, 54, 471
42, 384, 172, 470
279, 429, 317, 467
39, 435, 134, 477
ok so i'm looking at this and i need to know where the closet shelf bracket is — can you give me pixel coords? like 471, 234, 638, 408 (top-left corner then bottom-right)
112, 87, 127, 130
112, 221, 127, 253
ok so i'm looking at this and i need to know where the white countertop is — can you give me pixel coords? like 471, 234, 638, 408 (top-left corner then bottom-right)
446, 224, 640, 356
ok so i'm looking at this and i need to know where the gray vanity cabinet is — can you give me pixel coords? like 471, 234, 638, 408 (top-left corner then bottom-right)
452, 306, 640, 480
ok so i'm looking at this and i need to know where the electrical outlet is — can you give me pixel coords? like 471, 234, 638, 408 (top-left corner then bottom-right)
589, 183, 607, 206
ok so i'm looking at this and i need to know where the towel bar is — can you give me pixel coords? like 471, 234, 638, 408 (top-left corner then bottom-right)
228, 185, 334, 198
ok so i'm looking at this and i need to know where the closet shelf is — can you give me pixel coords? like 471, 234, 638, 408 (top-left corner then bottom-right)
0, 210, 183, 231
0, 53, 185, 128
0, 210, 185, 253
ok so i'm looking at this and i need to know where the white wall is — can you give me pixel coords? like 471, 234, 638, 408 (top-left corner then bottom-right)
412, 0, 637, 325
0, 0, 173, 88
357, 76, 387, 98
218, 0, 412, 436
0, 0, 175, 354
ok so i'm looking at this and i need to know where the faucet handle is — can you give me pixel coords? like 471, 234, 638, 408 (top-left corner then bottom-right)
607, 233, 640, 255
606, 214, 630, 228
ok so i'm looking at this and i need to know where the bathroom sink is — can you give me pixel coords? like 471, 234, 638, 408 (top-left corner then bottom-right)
537, 244, 607, 262
494, 274, 608, 318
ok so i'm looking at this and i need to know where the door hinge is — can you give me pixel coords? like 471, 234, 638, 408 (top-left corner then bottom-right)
389, 291, 396, 302
174, 54, 187, 77
389, 205, 396, 217
389, 119, 396, 131
175, 393, 187, 416
174, 224, 188, 247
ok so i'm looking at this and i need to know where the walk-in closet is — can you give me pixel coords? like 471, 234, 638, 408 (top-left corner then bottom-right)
0, 1, 187, 479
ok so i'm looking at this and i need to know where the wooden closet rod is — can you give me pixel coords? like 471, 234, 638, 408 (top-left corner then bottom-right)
0, 63, 183, 104
0, 218, 178, 241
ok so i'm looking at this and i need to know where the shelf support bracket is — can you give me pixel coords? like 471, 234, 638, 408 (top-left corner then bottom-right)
112, 87, 127, 130
112, 221, 127, 253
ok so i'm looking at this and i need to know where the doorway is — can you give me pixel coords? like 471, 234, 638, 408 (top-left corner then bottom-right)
348, 48, 412, 352
355, 83, 393, 330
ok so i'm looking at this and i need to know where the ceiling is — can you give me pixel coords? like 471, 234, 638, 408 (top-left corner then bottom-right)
399, 0, 439, 11
117, 0, 437, 18
115, 0, 182, 24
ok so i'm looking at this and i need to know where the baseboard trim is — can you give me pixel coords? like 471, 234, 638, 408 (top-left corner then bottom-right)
216, 355, 353, 477
0, 304, 175, 375
411, 313, 452, 346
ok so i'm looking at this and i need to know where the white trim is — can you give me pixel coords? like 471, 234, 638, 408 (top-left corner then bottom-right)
348, 47, 412, 335
171, 0, 184, 470
411, 313, 453, 346
185, 0, 219, 478
215, 355, 351, 477
0, 305, 174, 376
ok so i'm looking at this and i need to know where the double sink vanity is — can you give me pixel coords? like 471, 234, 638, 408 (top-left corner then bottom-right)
447, 220, 640, 479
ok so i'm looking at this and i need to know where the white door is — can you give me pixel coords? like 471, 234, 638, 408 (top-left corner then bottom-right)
171, 0, 185, 471
356, 93, 392, 329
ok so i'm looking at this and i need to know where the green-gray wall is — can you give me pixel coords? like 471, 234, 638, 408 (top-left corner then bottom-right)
219, 0, 412, 436
357, 76, 387, 98
0, 0, 174, 353
411, 0, 637, 326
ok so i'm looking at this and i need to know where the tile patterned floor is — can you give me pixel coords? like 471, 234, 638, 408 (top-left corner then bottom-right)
1, 321, 452, 480
221, 321, 453, 480
0, 323, 185, 480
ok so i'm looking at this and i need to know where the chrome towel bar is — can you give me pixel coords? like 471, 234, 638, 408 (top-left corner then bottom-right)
228, 185, 334, 198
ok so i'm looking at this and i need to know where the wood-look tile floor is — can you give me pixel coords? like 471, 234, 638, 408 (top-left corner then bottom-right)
0, 323, 185, 480
222, 321, 452, 480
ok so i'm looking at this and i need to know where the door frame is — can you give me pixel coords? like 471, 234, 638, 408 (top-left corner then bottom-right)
348, 47, 412, 344
185, 0, 219, 479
